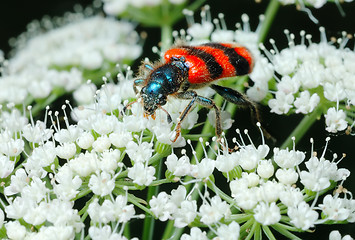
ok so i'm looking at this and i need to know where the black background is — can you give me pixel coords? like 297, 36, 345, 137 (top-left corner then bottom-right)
1, 0, 355, 238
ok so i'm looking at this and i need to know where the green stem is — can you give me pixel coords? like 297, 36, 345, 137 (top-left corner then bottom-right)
161, 220, 175, 240
245, 220, 260, 240
258, 0, 280, 43
262, 225, 277, 240
142, 159, 163, 240
161, 24, 172, 53
280, 106, 323, 149
126, 192, 154, 215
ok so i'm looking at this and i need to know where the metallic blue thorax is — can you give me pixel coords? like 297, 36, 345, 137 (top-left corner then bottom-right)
146, 61, 187, 95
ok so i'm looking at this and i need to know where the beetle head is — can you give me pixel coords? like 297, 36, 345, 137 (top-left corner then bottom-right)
140, 82, 167, 117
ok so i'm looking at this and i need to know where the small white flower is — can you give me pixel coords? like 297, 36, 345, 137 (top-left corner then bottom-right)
256, 159, 274, 179
294, 91, 320, 114
300, 156, 336, 192
184, 7, 214, 41
92, 114, 118, 135
214, 221, 240, 240
0, 137, 24, 157
173, 200, 198, 228
89, 225, 122, 240
100, 149, 121, 173
319, 195, 350, 221
237, 144, 269, 171
149, 192, 172, 221
53, 165, 82, 201
305, 0, 327, 8
76, 131, 95, 149
199, 195, 231, 225
268, 91, 294, 114
181, 227, 208, 240
69, 151, 98, 177
190, 157, 215, 179
0, 155, 15, 178
5, 221, 27, 240
23, 202, 47, 225
249, 56, 274, 84
211, 29, 235, 43
0, 109, 28, 132
275, 168, 299, 185
293, 60, 324, 89
34, 226, 76, 240
254, 202, 281, 225
288, 201, 318, 230
4, 196, 31, 219
113, 195, 136, 223
258, 181, 282, 203
230, 178, 249, 196
329, 230, 354, 240
109, 124, 133, 148
125, 141, 153, 163
165, 154, 192, 177
4, 169, 28, 196
277, 75, 300, 95
279, 186, 304, 207
246, 80, 269, 102
92, 135, 111, 152
21, 176, 49, 203
242, 172, 260, 187
273, 148, 305, 168
22, 121, 53, 143
127, 162, 156, 186
323, 82, 346, 102
215, 152, 239, 174
272, 49, 298, 75
325, 107, 347, 133
89, 171, 115, 197
55, 142, 77, 160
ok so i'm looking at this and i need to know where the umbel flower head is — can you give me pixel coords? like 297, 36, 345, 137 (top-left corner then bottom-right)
1, 84, 353, 239
0, 8, 142, 106
257, 27, 355, 134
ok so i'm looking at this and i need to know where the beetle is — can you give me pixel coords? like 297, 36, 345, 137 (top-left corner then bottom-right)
125, 42, 266, 142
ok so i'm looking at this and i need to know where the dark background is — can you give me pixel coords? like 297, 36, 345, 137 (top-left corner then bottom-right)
1, 0, 355, 238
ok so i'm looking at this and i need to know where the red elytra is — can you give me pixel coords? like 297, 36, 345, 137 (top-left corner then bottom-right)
164, 43, 254, 84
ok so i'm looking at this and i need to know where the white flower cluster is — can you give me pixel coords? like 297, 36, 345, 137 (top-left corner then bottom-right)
258, 28, 355, 133
102, 0, 187, 16
150, 185, 238, 239
0, 66, 215, 238
157, 134, 354, 238
330, 230, 355, 240
0, 11, 141, 105
181, 7, 355, 134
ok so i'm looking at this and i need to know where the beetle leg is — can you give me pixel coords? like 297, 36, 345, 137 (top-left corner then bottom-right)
173, 90, 222, 142
210, 84, 274, 141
